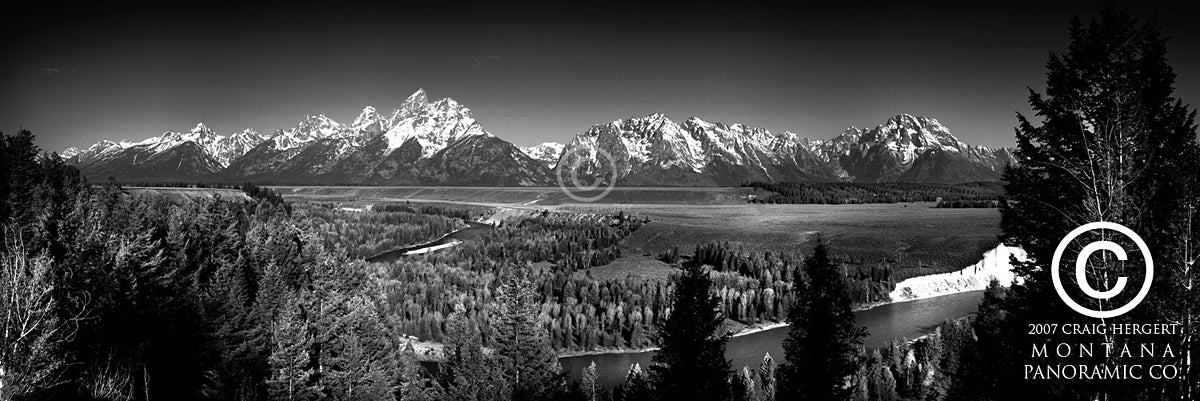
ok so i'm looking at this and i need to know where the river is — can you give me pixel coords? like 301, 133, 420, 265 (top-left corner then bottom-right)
557, 290, 987, 391
366, 221, 494, 263
373, 220, 990, 391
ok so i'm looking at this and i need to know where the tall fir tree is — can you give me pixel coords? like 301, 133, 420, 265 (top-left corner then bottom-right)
758, 353, 776, 401
440, 305, 509, 401
778, 240, 867, 401
494, 264, 566, 400
997, 4, 1198, 399
614, 363, 652, 401
580, 361, 599, 401
649, 262, 732, 401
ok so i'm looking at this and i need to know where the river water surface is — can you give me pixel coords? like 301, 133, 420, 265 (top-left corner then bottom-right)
366, 221, 493, 263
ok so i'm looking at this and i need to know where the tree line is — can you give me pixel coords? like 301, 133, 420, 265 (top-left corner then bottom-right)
743, 181, 1004, 204
933, 199, 1003, 208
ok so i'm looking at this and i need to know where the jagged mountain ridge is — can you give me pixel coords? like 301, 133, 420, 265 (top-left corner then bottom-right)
69, 89, 551, 185
65, 89, 1013, 185
557, 113, 1015, 185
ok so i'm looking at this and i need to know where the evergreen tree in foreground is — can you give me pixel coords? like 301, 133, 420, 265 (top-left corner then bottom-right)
615, 363, 651, 401
440, 304, 509, 401
494, 264, 566, 400
580, 361, 599, 401
778, 240, 867, 401
649, 262, 731, 401
759, 353, 777, 401
995, 4, 1198, 399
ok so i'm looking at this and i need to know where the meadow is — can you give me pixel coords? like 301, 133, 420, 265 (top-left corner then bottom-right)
565, 202, 1000, 281
114, 185, 1001, 356
272, 185, 759, 206
274, 186, 1002, 282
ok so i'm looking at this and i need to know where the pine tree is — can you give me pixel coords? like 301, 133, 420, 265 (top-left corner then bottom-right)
0, 130, 40, 249
865, 354, 898, 401
648, 262, 731, 401
580, 361, 599, 401
318, 294, 400, 401
758, 353, 776, 401
398, 343, 439, 401
494, 264, 565, 400
267, 294, 320, 401
778, 240, 867, 401
998, 4, 1198, 399
969, 279, 1012, 398
614, 363, 652, 401
732, 366, 757, 401
441, 306, 508, 401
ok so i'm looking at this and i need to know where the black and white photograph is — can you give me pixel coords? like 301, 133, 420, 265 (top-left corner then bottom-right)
2, 1, 1199, 400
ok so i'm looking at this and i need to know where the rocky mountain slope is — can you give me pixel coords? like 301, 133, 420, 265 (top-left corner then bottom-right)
519, 142, 565, 169
557, 113, 1014, 185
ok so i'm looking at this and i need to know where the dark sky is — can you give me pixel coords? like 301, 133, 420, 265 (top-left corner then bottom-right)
2, 1, 1198, 153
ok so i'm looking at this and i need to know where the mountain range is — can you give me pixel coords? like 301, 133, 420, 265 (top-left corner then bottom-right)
62, 89, 1016, 186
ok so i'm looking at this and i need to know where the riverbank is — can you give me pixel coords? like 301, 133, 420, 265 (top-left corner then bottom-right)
366, 220, 493, 262
553, 243, 1025, 358
404, 240, 461, 255
404, 243, 1027, 361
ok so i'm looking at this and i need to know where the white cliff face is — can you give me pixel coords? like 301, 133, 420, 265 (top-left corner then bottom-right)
888, 244, 1028, 302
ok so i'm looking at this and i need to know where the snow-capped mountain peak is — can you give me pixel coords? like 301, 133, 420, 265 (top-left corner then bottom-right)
352, 106, 379, 129
382, 90, 490, 157
519, 142, 565, 169
406, 88, 428, 107
189, 122, 212, 135
399, 88, 429, 118
269, 114, 344, 151
63, 89, 548, 185
209, 128, 267, 167
556, 112, 1014, 185
61, 146, 81, 159
60, 89, 1014, 186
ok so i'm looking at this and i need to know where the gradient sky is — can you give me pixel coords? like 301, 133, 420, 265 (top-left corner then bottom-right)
2, 0, 1197, 153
